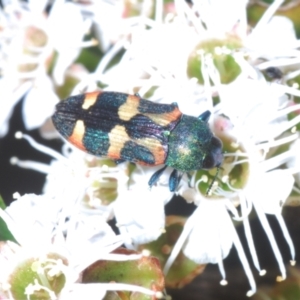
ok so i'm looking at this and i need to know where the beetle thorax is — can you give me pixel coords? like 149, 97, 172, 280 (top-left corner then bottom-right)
165, 115, 213, 172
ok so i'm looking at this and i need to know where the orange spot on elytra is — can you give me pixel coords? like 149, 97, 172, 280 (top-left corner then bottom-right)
82, 91, 102, 109
145, 106, 182, 126
68, 120, 86, 151
136, 137, 165, 165
107, 125, 130, 159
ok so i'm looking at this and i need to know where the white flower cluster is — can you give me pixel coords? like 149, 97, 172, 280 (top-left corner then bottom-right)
1, 0, 300, 299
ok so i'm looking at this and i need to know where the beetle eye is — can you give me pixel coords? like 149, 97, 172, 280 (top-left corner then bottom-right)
202, 154, 215, 169
211, 136, 222, 148
202, 137, 223, 169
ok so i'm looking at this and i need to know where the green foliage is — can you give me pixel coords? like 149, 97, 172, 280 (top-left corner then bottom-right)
0, 195, 17, 243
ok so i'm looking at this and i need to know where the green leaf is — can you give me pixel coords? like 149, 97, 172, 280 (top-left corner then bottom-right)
0, 195, 6, 209
0, 196, 17, 243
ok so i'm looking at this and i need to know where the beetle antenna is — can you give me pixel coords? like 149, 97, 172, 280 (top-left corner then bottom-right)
206, 165, 220, 196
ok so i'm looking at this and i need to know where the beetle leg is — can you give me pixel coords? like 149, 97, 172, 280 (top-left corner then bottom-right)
148, 165, 167, 188
169, 169, 183, 192
186, 172, 193, 188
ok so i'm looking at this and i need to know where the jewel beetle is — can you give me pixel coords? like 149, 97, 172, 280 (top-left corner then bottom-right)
52, 91, 223, 192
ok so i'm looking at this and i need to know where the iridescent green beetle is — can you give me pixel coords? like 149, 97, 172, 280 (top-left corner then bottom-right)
52, 91, 223, 191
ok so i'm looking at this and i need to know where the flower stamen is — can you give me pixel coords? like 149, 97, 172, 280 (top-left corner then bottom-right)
10, 157, 51, 174
14, 132, 67, 162
24, 279, 56, 300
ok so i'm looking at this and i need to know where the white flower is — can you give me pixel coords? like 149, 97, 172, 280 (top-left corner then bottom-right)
90, 0, 125, 52
22, 76, 59, 130
287, 138, 300, 187
4, 194, 60, 249
167, 165, 296, 296
192, 0, 248, 37
0, 2, 52, 136
218, 72, 290, 143
47, 1, 92, 85
0, 0, 105, 136
0, 193, 161, 300
11, 132, 129, 221
114, 185, 173, 248
164, 6, 300, 294
0, 80, 32, 137
4, 0, 300, 297
167, 118, 298, 296
165, 32, 299, 293
163, 196, 257, 295
247, 9, 298, 60
244, 169, 295, 280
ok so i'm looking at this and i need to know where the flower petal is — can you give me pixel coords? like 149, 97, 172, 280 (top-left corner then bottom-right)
114, 187, 171, 247
183, 200, 233, 264
22, 78, 59, 130
248, 169, 294, 214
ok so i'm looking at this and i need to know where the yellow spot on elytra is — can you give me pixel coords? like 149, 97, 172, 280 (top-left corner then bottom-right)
144, 106, 182, 126
107, 125, 130, 159
69, 120, 86, 151
107, 124, 165, 165
119, 94, 182, 127
82, 91, 101, 109
136, 137, 165, 165
118, 95, 139, 121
